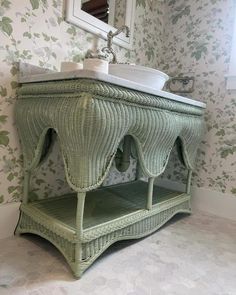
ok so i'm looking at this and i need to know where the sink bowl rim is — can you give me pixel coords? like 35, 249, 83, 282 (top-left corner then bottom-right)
109, 64, 169, 80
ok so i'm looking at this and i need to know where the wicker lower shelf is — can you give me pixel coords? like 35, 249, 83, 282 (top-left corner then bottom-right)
16, 181, 191, 277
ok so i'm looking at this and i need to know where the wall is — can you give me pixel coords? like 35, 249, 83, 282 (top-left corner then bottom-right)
160, 0, 236, 197
0, 0, 164, 205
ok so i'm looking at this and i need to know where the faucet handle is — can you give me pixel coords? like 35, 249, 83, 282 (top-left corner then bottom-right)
85, 49, 109, 61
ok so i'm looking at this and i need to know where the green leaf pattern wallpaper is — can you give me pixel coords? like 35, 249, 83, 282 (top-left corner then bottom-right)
0, 0, 235, 205
160, 0, 236, 195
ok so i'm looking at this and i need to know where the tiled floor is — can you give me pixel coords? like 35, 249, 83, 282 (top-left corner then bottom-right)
0, 211, 236, 295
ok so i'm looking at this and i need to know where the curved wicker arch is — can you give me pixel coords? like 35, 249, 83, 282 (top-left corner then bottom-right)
99, 131, 192, 187
25, 127, 58, 171
19, 118, 200, 193
38, 128, 55, 165
124, 132, 192, 178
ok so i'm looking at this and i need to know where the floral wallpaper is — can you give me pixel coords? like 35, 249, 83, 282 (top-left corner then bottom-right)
0, 0, 163, 204
159, 0, 236, 196
0, 0, 235, 207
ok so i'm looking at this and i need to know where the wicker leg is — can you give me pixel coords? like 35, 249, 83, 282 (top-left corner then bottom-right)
147, 177, 154, 210
73, 243, 83, 278
186, 170, 192, 212
15, 169, 30, 235
22, 169, 30, 204
186, 170, 192, 194
73, 192, 86, 278
135, 162, 142, 180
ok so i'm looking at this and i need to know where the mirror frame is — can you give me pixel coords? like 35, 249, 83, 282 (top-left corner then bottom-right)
66, 0, 136, 49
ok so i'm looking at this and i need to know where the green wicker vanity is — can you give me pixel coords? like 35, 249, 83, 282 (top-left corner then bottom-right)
15, 73, 205, 278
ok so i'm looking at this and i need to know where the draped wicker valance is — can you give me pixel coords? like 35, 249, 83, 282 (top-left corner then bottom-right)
16, 79, 204, 192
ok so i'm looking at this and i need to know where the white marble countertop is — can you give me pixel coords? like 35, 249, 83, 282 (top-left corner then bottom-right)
19, 65, 206, 109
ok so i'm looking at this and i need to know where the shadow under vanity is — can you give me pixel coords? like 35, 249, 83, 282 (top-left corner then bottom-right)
15, 69, 205, 278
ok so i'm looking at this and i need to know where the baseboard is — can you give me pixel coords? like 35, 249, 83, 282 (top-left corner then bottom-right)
157, 179, 236, 221
0, 202, 20, 239
191, 186, 236, 221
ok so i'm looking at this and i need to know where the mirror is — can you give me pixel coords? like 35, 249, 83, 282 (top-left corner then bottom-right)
66, 0, 136, 49
81, 0, 126, 28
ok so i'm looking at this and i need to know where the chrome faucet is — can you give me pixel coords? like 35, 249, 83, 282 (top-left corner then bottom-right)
102, 25, 130, 64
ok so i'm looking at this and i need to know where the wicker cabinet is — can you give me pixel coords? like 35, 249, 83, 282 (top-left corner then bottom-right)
15, 78, 205, 278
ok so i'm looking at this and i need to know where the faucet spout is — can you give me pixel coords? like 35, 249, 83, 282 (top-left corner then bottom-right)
107, 25, 130, 49
101, 25, 130, 64
109, 25, 130, 39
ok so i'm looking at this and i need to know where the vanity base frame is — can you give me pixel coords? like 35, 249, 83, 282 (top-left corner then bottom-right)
16, 181, 191, 278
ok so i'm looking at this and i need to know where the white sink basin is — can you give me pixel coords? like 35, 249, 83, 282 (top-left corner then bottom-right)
109, 64, 169, 90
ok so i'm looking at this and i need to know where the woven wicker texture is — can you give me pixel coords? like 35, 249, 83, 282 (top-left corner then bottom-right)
16, 79, 204, 192
22, 181, 181, 230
